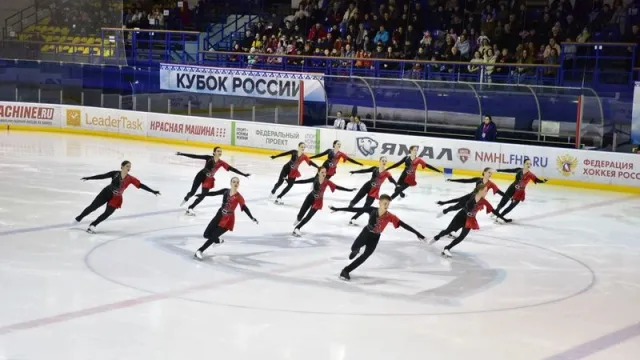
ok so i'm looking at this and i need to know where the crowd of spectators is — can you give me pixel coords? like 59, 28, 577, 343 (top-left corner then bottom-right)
225, 0, 640, 78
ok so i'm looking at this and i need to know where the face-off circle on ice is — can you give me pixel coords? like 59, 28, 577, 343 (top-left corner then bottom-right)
85, 223, 594, 316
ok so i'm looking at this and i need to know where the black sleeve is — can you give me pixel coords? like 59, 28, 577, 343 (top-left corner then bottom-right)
387, 175, 397, 186
177, 153, 211, 160
332, 206, 376, 213
309, 161, 320, 169
228, 165, 249, 177
449, 177, 481, 183
197, 189, 228, 197
385, 158, 405, 171
83, 171, 118, 180
351, 166, 376, 174
345, 156, 364, 165
335, 185, 354, 192
310, 149, 330, 159
426, 163, 442, 173
272, 150, 296, 159
533, 177, 547, 184
241, 205, 256, 220
398, 220, 424, 238
138, 183, 159, 194
497, 168, 522, 173
294, 177, 315, 184
495, 189, 505, 196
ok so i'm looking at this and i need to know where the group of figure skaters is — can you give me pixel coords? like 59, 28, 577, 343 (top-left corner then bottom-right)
73, 141, 547, 281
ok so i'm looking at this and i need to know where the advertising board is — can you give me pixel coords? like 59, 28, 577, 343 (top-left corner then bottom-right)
0, 102, 59, 126
147, 113, 231, 145
233, 121, 319, 153
63, 106, 146, 136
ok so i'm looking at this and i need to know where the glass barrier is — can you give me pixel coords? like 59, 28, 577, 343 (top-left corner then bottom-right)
0, 58, 606, 147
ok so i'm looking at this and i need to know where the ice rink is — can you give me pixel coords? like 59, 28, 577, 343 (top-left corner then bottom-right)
0, 131, 639, 360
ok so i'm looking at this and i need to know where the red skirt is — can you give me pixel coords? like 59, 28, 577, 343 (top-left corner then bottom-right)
368, 186, 382, 199
512, 189, 526, 202
326, 165, 337, 176
108, 195, 123, 209
218, 213, 236, 231
464, 217, 480, 230
203, 176, 215, 190
312, 197, 324, 210
288, 168, 301, 178
403, 173, 417, 186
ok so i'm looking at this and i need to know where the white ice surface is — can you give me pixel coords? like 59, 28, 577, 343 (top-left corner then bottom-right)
0, 132, 639, 360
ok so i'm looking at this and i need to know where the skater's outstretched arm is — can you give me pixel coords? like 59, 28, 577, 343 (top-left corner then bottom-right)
270, 150, 296, 159
398, 221, 425, 239
310, 149, 330, 159
294, 177, 315, 184
497, 168, 522, 173
241, 205, 258, 223
81, 171, 118, 181
345, 156, 363, 166
228, 165, 250, 177
388, 175, 398, 186
139, 183, 161, 195
533, 177, 548, 184
176, 152, 211, 160
447, 177, 481, 183
385, 158, 405, 171
330, 206, 375, 213
350, 166, 376, 174
335, 185, 356, 192
309, 161, 320, 169
425, 163, 442, 173
196, 189, 228, 198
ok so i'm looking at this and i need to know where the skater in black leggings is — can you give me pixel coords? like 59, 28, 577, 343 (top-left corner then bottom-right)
75, 161, 160, 233
270, 142, 319, 204
437, 167, 503, 217
193, 177, 258, 259
177, 147, 250, 215
386, 145, 442, 200
310, 140, 363, 179
347, 156, 397, 225
292, 167, 355, 236
494, 159, 547, 222
330, 194, 425, 281
429, 183, 509, 257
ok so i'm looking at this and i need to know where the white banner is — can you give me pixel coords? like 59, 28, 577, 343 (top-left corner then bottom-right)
62, 106, 146, 135
147, 113, 231, 145
328, 130, 640, 186
0, 102, 60, 127
159, 64, 326, 102
233, 121, 319, 153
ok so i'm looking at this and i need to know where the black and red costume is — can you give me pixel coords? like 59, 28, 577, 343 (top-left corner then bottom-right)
348, 166, 397, 221
330, 205, 424, 280
495, 168, 547, 218
386, 155, 442, 199
177, 152, 250, 211
310, 148, 362, 178
270, 150, 319, 200
75, 170, 159, 229
438, 177, 504, 215
293, 175, 354, 232
195, 188, 257, 253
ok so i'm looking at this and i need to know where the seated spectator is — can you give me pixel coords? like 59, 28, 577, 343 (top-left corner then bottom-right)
333, 111, 346, 129
347, 116, 367, 132
373, 25, 389, 45
475, 115, 497, 141
468, 51, 483, 74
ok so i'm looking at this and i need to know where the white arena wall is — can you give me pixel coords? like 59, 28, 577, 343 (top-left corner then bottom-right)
1, 101, 639, 193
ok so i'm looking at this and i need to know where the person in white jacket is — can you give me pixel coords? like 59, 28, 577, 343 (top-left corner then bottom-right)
346, 116, 367, 131
333, 111, 346, 129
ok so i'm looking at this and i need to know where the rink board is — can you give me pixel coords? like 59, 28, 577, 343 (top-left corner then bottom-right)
1, 101, 639, 193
